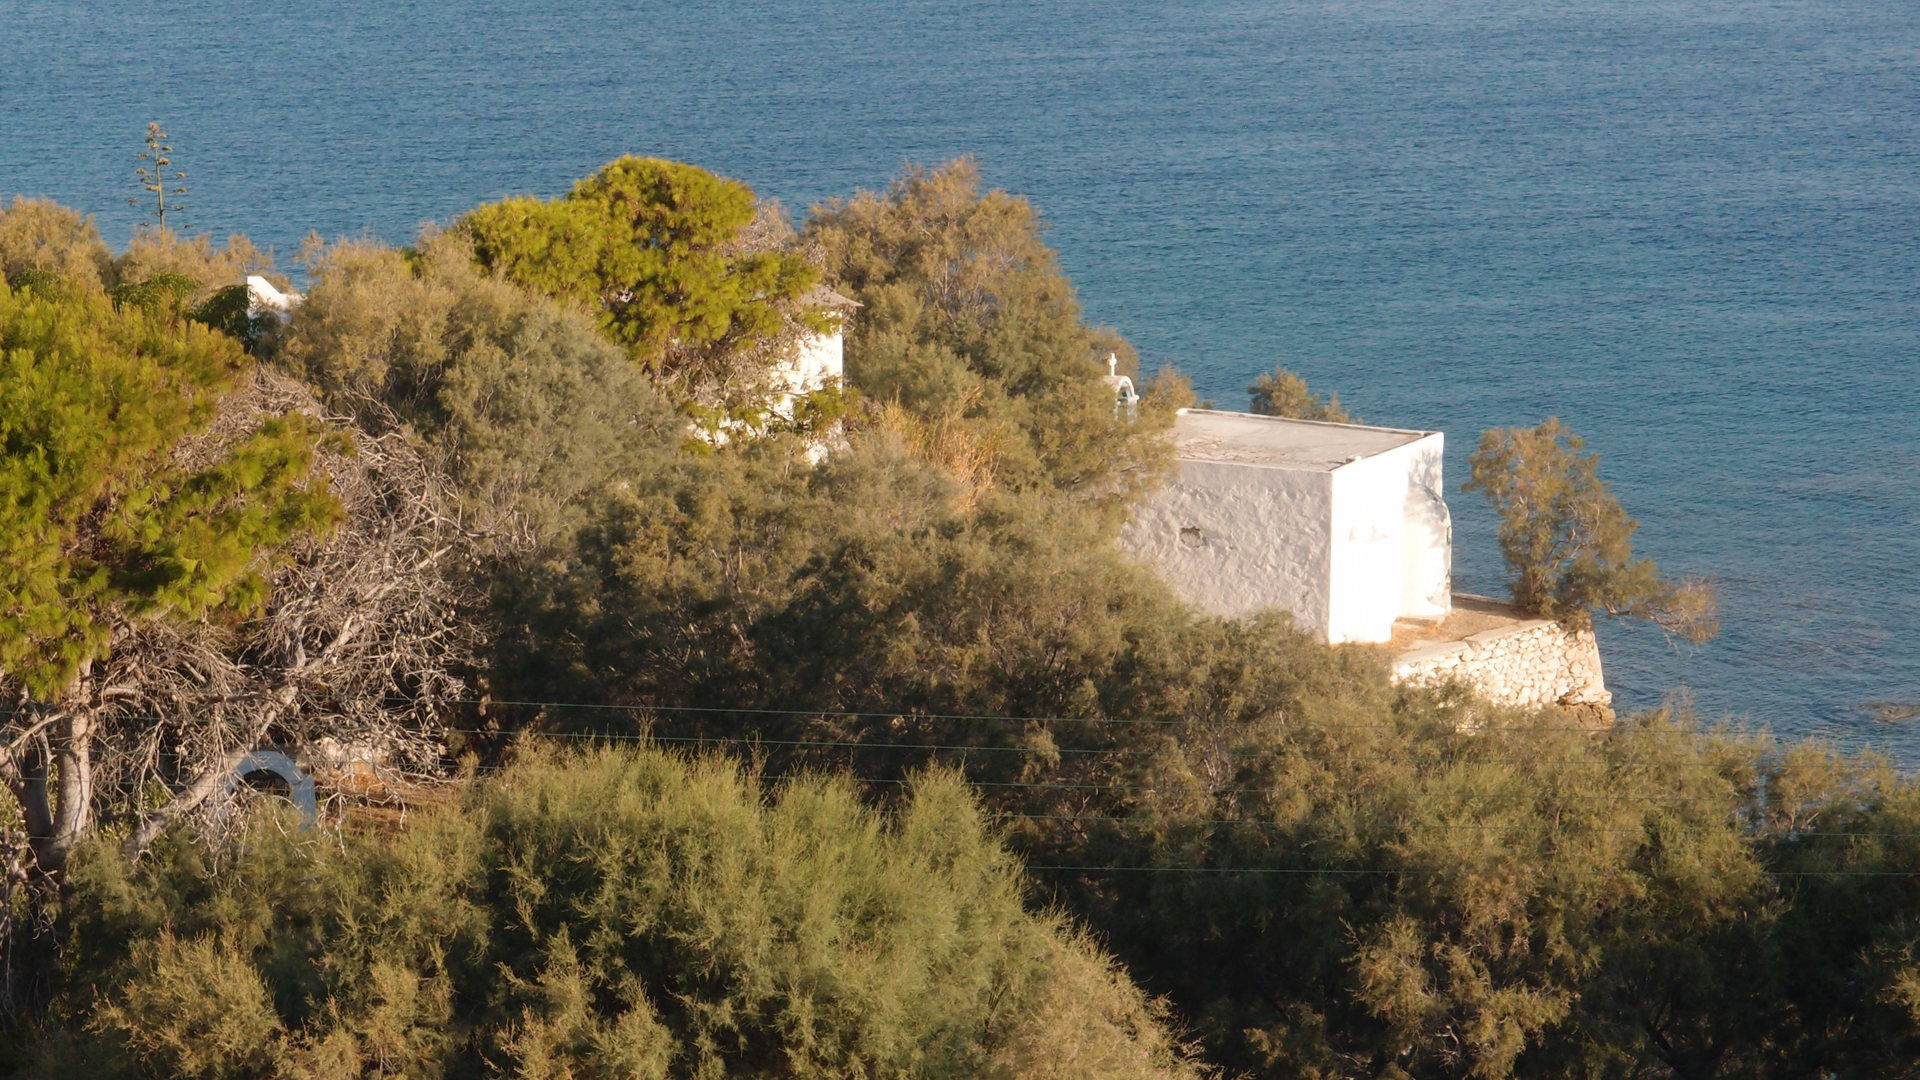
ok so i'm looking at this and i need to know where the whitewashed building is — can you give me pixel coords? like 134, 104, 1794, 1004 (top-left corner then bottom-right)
1121, 408, 1452, 644
769, 286, 859, 421
695, 286, 858, 454
246, 275, 301, 318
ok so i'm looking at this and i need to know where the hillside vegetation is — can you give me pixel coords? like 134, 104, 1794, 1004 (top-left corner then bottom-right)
0, 159, 1915, 1079
34, 750, 1195, 1080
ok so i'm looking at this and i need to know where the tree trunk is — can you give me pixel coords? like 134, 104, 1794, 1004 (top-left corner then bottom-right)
35, 711, 94, 875
6, 736, 54, 874
2, 692, 98, 879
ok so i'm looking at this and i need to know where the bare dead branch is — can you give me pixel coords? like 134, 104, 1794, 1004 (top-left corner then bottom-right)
0, 369, 490, 858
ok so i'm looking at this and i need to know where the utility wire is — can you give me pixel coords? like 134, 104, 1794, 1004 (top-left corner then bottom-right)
0, 695, 1747, 737
418, 696, 1726, 736
427, 726, 1829, 771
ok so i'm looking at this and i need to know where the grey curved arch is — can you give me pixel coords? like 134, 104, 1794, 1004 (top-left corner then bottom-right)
221, 750, 318, 828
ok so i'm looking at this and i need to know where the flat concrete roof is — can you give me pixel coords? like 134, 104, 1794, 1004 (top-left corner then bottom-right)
1172, 409, 1434, 472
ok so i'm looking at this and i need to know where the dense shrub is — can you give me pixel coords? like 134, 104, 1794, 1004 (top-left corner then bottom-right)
36, 748, 1201, 1080
275, 231, 681, 548
808, 158, 1185, 516
0, 196, 115, 293
500, 431, 1187, 720
464, 156, 825, 423
0, 197, 282, 347
110, 227, 276, 303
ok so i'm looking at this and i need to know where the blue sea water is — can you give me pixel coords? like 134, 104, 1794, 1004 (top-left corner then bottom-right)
3, 0, 1917, 753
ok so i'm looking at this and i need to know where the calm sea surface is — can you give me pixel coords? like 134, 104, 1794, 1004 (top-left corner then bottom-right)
4, 0, 1917, 754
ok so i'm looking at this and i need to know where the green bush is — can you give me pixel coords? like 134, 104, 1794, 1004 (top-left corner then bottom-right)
464, 156, 822, 404
0, 196, 115, 293
808, 158, 1185, 515
110, 228, 275, 304
275, 231, 681, 548
505, 432, 1150, 698
1246, 368, 1354, 424
41, 748, 1201, 1080
1465, 418, 1718, 641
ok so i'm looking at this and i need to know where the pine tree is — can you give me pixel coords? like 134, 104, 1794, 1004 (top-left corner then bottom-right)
0, 281, 339, 874
464, 157, 820, 389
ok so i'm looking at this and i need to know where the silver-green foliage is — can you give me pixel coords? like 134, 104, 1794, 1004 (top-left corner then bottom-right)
1245, 368, 1354, 424
275, 233, 681, 549
49, 748, 1200, 1080
807, 158, 1185, 518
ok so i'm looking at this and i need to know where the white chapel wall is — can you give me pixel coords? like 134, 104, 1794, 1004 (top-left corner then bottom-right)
1323, 433, 1447, 643
790, 328, 844, 388
1327, 451, 1410, 644
771, 328, 845, 417
1119, 460, 1335, 632
1397, 434, 1451, 620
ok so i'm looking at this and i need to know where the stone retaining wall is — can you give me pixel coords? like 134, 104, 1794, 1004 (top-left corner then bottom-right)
1392, 618, 1613, 719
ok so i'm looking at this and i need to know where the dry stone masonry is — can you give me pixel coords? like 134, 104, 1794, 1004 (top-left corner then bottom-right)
1392, 616, 1614, 722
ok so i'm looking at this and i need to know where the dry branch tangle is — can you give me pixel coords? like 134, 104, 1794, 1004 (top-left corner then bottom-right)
0, 368, 487, 859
